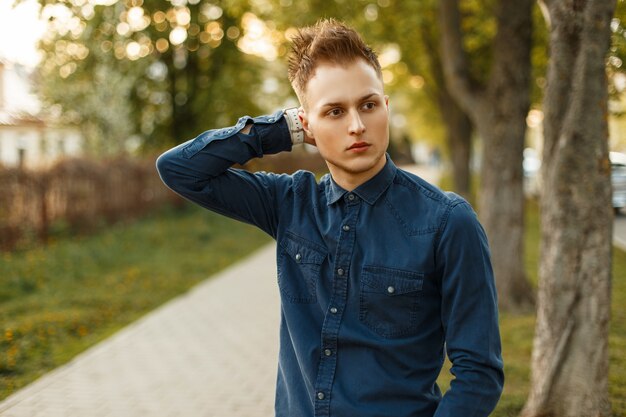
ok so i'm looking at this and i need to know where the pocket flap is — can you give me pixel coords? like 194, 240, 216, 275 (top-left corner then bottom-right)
361, 266, 423, 295
279, 232, 326, 265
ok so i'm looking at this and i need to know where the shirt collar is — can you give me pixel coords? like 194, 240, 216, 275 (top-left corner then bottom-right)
325, 154, 397, 206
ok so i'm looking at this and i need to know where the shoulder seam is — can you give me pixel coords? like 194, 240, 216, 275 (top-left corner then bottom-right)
433, 199, 469, 255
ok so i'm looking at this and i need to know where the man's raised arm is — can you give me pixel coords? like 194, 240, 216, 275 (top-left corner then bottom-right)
156, 108, 302, 238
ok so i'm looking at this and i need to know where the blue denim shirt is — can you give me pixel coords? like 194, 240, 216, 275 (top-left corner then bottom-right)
156, 109, 504, 417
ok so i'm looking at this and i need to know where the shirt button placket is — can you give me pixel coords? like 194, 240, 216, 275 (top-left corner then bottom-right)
316, 195, 360, 417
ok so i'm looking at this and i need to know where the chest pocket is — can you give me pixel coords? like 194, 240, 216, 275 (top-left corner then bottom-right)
278, 232, 326, 304
359, 265, 424, 338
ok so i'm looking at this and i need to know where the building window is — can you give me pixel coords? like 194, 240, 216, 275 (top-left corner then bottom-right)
18, 148, 26, 168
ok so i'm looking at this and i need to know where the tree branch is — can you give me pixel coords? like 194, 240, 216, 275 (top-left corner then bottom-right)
438, 0, 481, 118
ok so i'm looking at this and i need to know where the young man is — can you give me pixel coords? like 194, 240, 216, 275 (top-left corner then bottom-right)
157, 19, 503, 417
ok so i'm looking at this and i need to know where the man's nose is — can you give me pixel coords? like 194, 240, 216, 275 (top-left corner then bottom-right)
348, 111, 366, 135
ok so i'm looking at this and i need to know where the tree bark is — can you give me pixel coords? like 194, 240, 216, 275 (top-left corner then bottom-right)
419, 20, 473, 200
521, 1, 615, 416
439, 91, 472, 200
439, 0, 535, 311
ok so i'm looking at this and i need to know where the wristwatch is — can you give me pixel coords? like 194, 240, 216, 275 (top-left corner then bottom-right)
284, 108, 305, 145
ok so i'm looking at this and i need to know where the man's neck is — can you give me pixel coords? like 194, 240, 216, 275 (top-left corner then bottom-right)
327, 156, 387, 192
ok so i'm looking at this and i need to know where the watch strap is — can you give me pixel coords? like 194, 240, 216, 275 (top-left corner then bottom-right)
284, 108, 305, 145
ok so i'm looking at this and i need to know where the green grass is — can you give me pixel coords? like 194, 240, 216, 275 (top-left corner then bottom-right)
0, 203, 270, 400
610, 246, 626, 416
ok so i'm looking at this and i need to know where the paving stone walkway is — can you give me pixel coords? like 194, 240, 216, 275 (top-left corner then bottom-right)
0, 243, 281, 417
0, 164, 441, 417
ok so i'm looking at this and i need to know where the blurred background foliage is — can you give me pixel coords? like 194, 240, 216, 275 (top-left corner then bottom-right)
31, 0, 626, 157
31, 0, 623, 156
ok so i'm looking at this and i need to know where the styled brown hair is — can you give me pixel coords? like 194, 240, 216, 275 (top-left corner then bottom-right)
287, 19, 382, 106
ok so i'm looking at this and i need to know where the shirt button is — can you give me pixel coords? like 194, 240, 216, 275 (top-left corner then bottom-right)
337, 268, 345, 276
295, 253, 302, 262
330, 307, 338, 314
324, 349, 332, 356
317, 392, 325, 400
387, 286, 395, 294
342, 225, 350, 231
348, 194, 355, 201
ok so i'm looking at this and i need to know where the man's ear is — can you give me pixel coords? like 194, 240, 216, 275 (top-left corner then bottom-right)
384, 95, 390, 111
298, 107, 314, 138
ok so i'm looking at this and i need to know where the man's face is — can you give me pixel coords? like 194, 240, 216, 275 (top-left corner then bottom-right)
299, 58, 389, 189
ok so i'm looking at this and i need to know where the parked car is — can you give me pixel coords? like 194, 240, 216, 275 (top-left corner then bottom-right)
612, 152, 626, 214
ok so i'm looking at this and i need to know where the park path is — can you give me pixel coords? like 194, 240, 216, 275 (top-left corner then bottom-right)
0, 165, 439, 417
0, 242, 281, 417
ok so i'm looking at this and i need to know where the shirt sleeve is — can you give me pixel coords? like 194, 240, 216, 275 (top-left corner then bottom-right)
433, 201, 505, 417
155, 110, 293, 239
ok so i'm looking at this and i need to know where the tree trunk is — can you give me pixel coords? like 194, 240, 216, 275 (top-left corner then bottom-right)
439, 0, 535, 311
476, 107, 534, 312
418, 19, 474, 200
440, 91, 472, 200
521, 1, 615, 415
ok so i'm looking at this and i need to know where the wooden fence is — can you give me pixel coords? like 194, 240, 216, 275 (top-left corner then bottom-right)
0, 156, 177, 250
0, 150, 326, 251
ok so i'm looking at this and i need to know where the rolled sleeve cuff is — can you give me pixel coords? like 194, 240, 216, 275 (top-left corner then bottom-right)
247, 109, 293, 155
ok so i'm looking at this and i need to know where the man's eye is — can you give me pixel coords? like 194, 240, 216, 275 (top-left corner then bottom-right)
362, 102, 376, 110
327, 109, 343, 117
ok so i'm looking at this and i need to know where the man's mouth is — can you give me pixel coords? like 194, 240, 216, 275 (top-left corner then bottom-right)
348, 142, 370, 151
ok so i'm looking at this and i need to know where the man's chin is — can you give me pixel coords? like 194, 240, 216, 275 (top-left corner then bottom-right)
325, 154, 386, 176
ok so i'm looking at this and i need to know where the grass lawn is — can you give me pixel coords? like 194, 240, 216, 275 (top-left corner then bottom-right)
0, 203, 271, 400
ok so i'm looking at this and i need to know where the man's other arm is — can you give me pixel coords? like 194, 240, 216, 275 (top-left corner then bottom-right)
433, 201, 504, 417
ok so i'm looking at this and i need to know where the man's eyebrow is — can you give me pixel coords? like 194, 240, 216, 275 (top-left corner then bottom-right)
320, 93, 380, 109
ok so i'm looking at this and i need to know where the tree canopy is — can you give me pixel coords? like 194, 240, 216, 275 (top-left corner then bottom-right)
31, 0, 626, 155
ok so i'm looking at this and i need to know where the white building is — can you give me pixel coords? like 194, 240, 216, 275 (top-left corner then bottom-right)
0, 60, 82, 168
